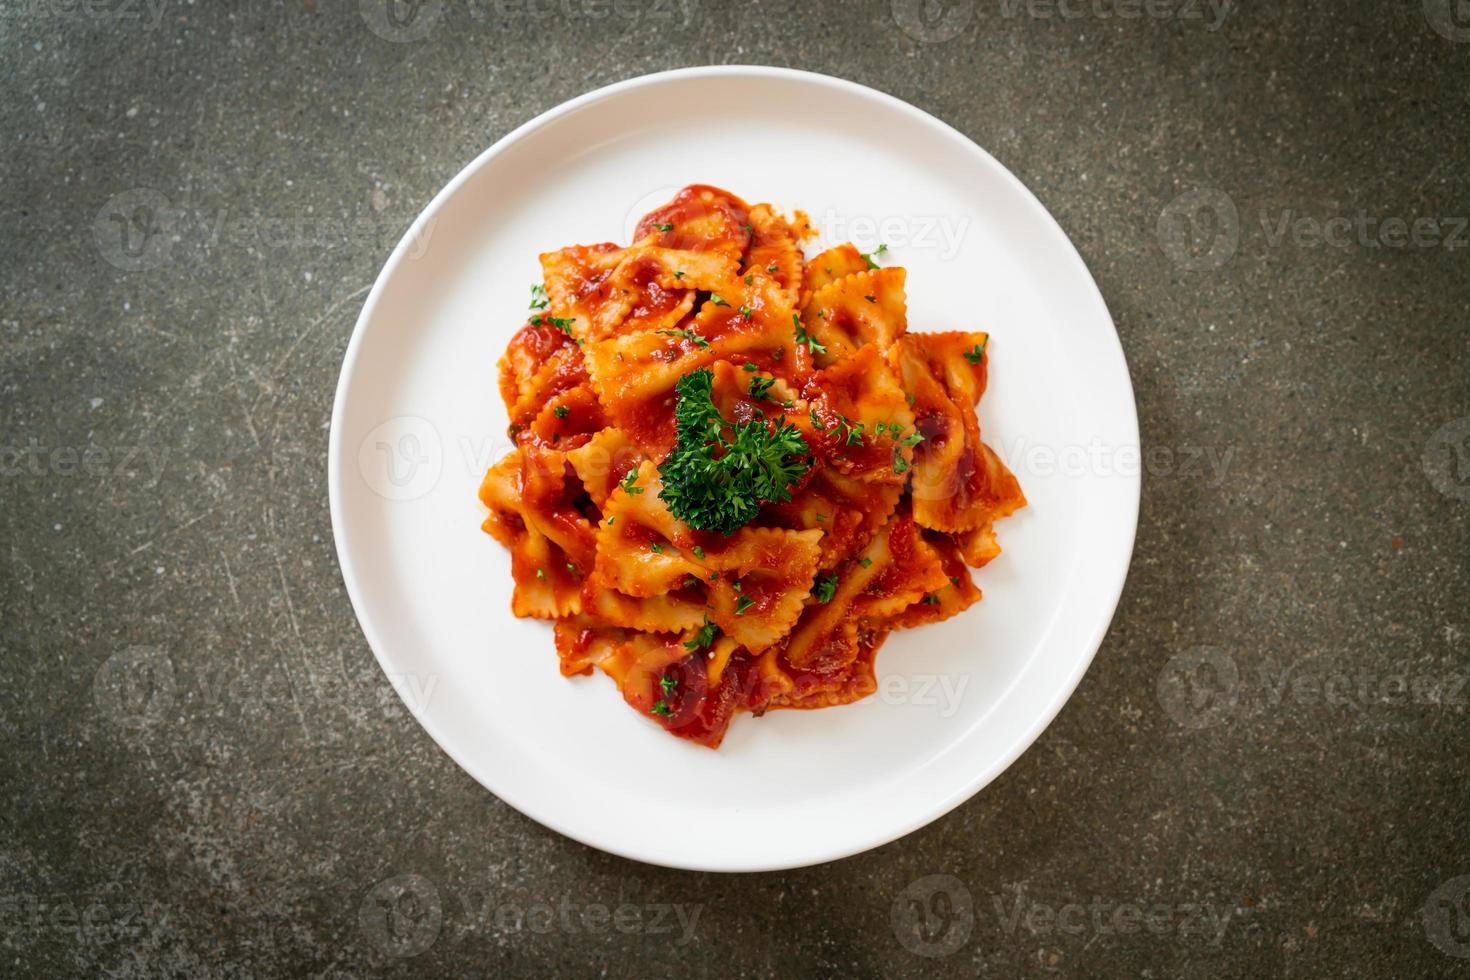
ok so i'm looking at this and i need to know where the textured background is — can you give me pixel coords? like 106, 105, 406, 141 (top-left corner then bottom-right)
3, 0, 1469, 975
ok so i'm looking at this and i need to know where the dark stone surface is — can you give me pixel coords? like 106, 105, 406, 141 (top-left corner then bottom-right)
2, 0, 1467, 975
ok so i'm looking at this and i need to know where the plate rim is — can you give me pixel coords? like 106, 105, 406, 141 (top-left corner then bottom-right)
327, 64, 1140, 872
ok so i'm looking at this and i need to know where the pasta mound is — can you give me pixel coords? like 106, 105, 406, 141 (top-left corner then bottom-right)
479, 185, 1026, 748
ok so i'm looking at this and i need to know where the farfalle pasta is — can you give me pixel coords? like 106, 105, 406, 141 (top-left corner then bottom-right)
478, 185, 1026, 748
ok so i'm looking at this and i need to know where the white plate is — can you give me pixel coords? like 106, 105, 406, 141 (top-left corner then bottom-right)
329, 66, 1138, 872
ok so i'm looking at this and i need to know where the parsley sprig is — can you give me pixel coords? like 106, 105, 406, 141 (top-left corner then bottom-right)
658, 368, 810, 535
793, 314, 826, 355
683, 616, 719, 652
656, 328, 710, 349
813, 572, 839, 604
531, 314, 576, 337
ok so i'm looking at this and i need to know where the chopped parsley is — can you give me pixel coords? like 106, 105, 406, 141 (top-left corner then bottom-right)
864, 295, 877, 304
531, 315, 576, 336
660, 674, 679, 695
861, 243, 888, 269
692, 545, 705, 560
535, 568, 546, 580
683, 616, 719, 652
553, 405, 570, 419
793, 314, 826, 355
529, 283, 549, 310
742, 362, 758, 372
813, 572, 839, 604
649, 542, 663, 554
650, 701, 673, 717
809, 409, 826, 431
656, 328, 710, 349
619, 469, 644, 496
709, 294, 730, 307
566, 562, 577, 573
748, 375, 776, 401
834, 415, 864, 447
654, 222, 674, 233
743, 274, 753, 286
766, 262, 778, 273
922, 594, 941, 605
893, 449, 910, 474
734, 593, 755, 616
858, 557, 873, 568
673, 270, 685, 280
606, 516, 615, 525
658, 368, 811, 535
901, 432, 924, 447
964, 339, 989, 364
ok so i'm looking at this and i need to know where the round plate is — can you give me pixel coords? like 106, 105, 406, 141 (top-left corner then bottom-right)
329, 66, 1138, 872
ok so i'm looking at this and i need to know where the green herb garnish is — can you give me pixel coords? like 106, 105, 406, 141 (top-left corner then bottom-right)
683, 616, 719, 652
964, 339, 988, 364
554, 405, 570, 419
748, 376, 775, 401
861, 243, 888, 269
532, 315, 576, 336
793, 314, 826, 355
657, 328, 710, 349
813, 572, 839, 604
654, 222, 674, 233
620, 469, 644, 496
529, 283, 549, 310
658, 368, 810, 535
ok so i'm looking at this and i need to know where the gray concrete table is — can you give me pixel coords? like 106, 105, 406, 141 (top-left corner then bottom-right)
3, 1, 1468, 975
